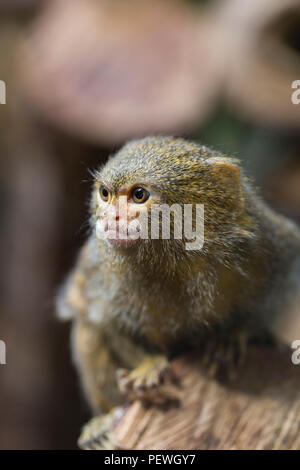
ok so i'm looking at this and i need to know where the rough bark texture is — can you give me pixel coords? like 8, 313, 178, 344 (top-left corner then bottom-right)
114, 345, 300, 450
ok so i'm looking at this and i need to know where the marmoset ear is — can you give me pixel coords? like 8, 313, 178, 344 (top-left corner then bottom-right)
207, 157, 244, 210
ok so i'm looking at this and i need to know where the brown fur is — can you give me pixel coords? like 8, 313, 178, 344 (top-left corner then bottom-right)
57, 136, 300, 417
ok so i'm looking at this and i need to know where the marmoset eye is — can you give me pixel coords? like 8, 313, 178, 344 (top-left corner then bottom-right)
99, 185, 110, 202
132, 187, 150, 204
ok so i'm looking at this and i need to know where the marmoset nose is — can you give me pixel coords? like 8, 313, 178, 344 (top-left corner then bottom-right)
112, 208, 120, 221
103, 207, 120, 220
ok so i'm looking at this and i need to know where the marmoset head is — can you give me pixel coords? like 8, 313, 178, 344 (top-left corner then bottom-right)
90, 137, 247, 251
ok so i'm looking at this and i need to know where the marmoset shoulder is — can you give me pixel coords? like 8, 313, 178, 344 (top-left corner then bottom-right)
57, 136, 300, 449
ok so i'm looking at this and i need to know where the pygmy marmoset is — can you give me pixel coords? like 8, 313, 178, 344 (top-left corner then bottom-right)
57, 137, 300, 449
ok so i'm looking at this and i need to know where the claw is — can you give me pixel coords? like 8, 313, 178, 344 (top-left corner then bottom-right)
78, 410, 125, 451
116, 355, 177, 404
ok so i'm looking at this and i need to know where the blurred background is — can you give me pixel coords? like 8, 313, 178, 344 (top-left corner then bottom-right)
0, 0, 300, 449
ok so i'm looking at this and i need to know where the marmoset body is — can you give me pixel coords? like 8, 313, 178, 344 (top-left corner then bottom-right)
57, 137, 300, 449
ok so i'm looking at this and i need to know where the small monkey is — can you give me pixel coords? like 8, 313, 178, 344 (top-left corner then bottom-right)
57, 137, 300, 449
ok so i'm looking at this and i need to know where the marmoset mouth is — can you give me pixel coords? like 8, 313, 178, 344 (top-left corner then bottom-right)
104, 228, 141, 247
96, 216, 142, 247
105, 234, 140, 247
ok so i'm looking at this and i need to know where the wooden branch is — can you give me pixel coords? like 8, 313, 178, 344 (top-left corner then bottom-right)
113, 345, 300, 450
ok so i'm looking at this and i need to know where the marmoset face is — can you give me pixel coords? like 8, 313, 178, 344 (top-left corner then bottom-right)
94, 180, 159, 247
91, 137, 205, 248
91, 137, 241, 250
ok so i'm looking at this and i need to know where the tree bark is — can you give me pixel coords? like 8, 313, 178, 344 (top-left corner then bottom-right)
113, 345, 300, 450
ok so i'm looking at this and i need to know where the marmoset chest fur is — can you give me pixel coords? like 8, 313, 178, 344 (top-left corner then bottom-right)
79, 235, 245, 350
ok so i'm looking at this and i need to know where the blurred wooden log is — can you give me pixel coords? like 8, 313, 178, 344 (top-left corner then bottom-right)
212, 0, 300, 129
18, 0, 221, 145
113, 345, 300, 450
